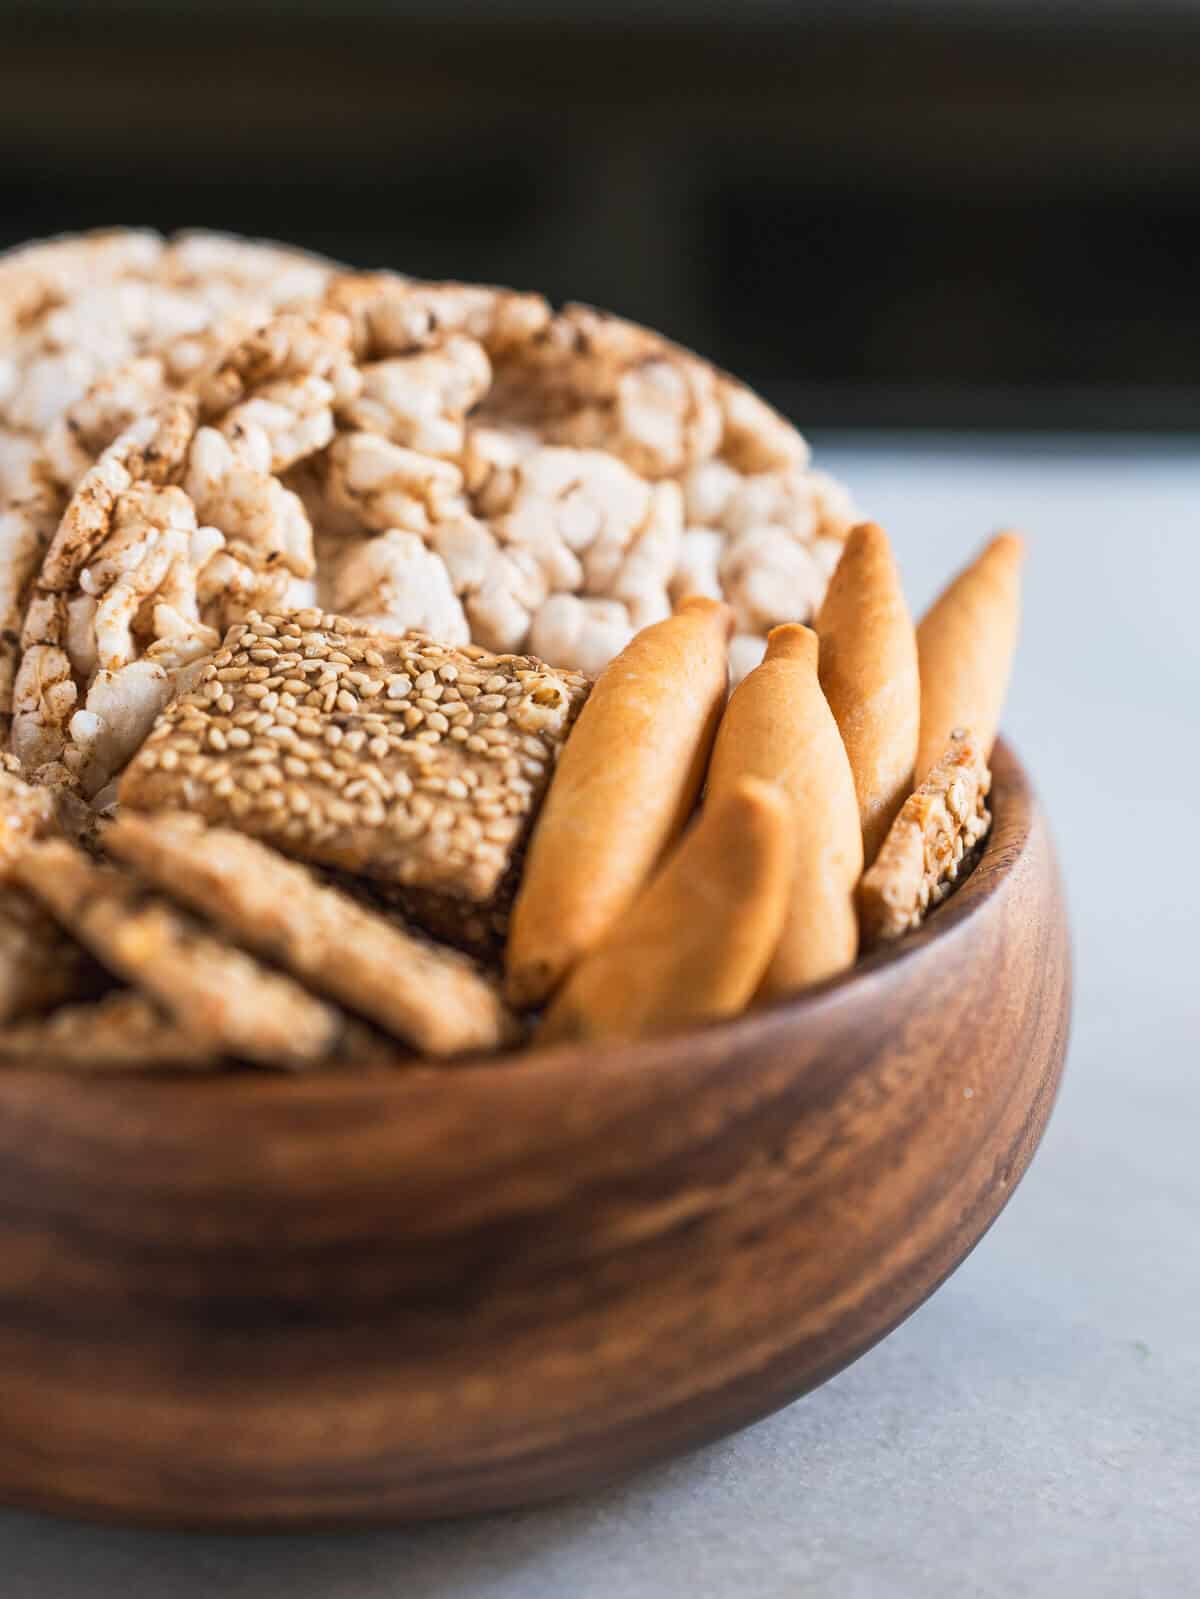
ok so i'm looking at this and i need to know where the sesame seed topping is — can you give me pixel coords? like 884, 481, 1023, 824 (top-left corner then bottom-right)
118, 610, 591, 927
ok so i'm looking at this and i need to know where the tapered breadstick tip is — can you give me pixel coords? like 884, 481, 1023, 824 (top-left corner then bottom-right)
675, 593, 737, 640
982, 529, 1025, 570
816, 519, 919, 867
842, 520, 889, 559
915, 527, 1026, 783
834, 521, 899, 599
764, 623, 818, 667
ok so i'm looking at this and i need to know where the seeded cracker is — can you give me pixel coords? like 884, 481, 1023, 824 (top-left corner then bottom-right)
13, 839, 345, 1067
0, 754, 113, 1017
0, 886, 101, 1023
0, 991, 218, 1072
857, 731, 992, 945
118, 610, 590, 941
106, 810, 518, 1055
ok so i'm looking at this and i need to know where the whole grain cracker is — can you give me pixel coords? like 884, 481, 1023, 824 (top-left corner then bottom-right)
13, 839, 346, 1067
0, 885, 102, 1023
106, 809, 518, 1056
0, 990, 219, 1072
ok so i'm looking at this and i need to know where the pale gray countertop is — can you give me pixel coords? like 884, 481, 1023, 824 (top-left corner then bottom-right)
2, 436, 1197, 1597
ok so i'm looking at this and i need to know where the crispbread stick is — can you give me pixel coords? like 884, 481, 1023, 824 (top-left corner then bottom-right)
915, 531, 1024, 783
815, 522, 919, 865
537, 777, 793, 1044
858, 730, 991, 945
506, 595, 734, 1007
706, 624, 863, 995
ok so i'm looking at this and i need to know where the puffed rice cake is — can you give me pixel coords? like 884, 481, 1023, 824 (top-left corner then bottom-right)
0, 229, 336, 736
5, 253, 858, 797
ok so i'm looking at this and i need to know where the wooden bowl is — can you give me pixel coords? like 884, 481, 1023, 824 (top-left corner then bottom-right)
0, 738, 1069, 1528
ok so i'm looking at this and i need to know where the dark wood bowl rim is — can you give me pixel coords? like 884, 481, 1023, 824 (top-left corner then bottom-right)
0, 738, 1032, 1099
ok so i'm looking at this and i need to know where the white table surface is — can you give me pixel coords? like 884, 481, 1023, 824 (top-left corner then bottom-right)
3, 435, 1197, 1597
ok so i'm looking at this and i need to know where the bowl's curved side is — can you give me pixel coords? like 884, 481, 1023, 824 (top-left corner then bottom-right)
0, 742, 1070, 1526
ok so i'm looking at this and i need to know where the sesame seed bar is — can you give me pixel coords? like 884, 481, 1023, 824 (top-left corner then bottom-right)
0, 990, 220, 1072
12, 839, 346, 1068
105, 810, 519, 1056
857, 731, 992, 946
118, 609, 590, 943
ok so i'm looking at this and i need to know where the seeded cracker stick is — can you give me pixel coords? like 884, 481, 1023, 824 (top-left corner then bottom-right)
707, 624, 863, 995
915, 531, 1025, 783
815, 522, 919, 866
506, 595, 734, 1007
538, 777, 793, 1044
858, 730, 991, 945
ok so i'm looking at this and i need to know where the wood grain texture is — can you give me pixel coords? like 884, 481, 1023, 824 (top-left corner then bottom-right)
0, 738, 1070, 1527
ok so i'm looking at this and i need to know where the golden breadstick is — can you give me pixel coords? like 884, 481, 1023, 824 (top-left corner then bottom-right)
815, 522, 919, 865
707, 624, 863, 995
506, 595, 734, 1007
538, 777, 793, 1044
915, 531, 1024, 783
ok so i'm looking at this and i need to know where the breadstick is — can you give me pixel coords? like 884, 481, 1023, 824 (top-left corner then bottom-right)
537, 777, 793, 1044
815, 522, 919, 865
506, 595, 734, 1007
915, 531, 1024, 783
707, 624, 863, 995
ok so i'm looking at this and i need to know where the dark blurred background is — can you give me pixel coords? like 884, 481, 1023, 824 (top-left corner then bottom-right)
4, 0, 1200, 429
